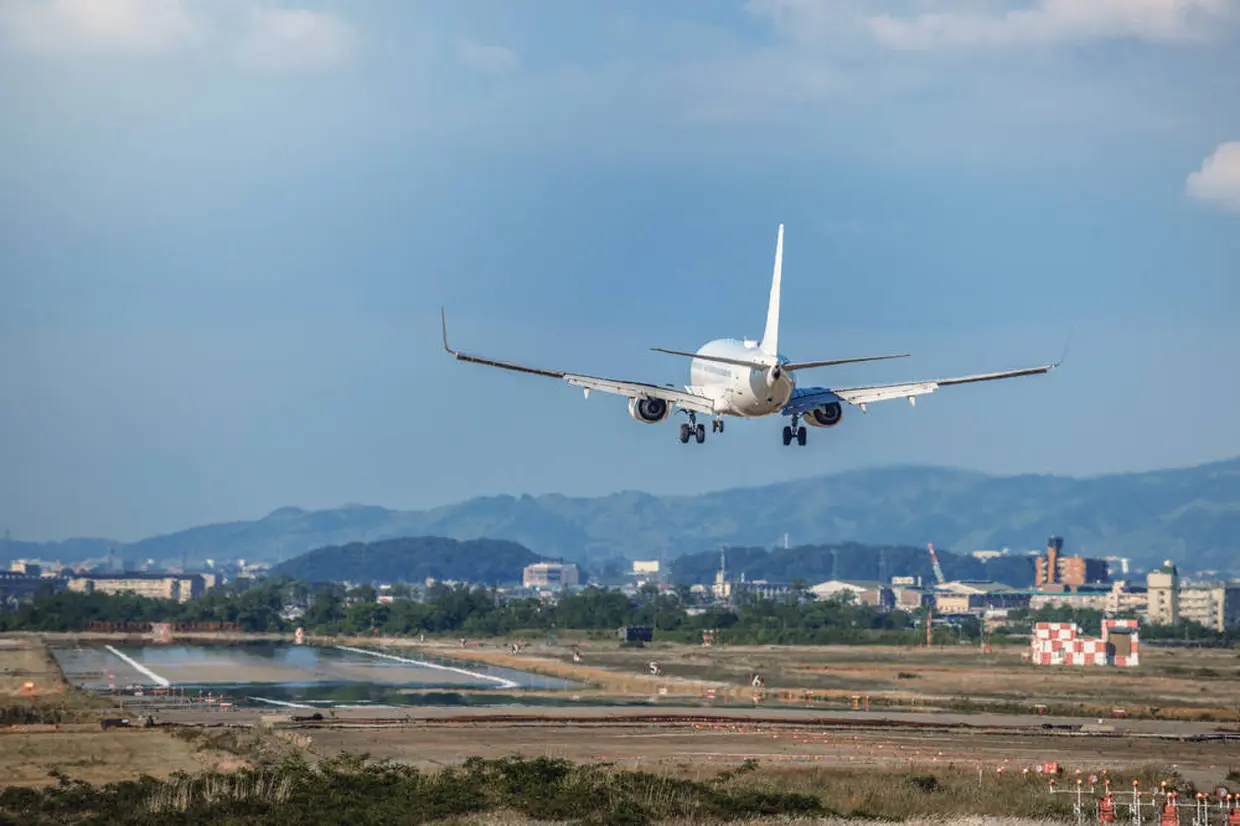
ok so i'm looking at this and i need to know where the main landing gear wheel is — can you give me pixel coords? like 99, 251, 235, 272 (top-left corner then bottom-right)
680, 413, 707, 445
782, 416, 808, 447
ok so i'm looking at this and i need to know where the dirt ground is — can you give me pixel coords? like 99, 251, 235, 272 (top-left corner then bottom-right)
270, 705, 1239, 790
0, 635, 67, 696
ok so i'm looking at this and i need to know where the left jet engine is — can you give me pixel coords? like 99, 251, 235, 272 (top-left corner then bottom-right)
628, 397, 671, 424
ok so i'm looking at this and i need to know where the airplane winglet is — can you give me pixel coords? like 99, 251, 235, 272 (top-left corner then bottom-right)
1054, 327, 1072, 369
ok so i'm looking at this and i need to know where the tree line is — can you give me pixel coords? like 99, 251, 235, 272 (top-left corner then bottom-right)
1, 578, 931, 646
2, 577, 1233, 646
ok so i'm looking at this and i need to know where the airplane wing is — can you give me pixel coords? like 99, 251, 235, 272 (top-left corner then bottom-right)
441, 310, 717, 414
783, 362, 1060, 414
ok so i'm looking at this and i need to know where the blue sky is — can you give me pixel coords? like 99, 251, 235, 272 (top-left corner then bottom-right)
2, 0, 1239, 541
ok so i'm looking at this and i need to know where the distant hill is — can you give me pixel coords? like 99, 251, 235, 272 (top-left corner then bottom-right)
670, 542, 1036, 587
270, 537, 547, 585
11, 457, 1240, 575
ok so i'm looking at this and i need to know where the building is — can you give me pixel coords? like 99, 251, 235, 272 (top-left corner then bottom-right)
67, 574, 205, 604
1103, 581, 1148, 615
933, 582, 1028, 615
732, 580, 796, 601
522, 562, 579, 589
9, 560, 42, 577
891, 584, 931, 610
1145, 562, 1180, 625
632, 561, 660, 575
971, 549, 1007, 561
1035, 536, 1110, 588
1178, 585, 1240, 632
1029, 619, 1140, 667
1027, 587, 1110, 612
810, 579, 895, 610
0, 571, 51, 607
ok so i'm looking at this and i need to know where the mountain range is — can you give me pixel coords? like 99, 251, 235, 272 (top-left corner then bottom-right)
5, 457, 1239, 574
270, 537, 546, 585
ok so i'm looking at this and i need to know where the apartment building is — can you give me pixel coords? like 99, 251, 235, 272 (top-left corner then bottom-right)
1178, 585, 1240, 632
67, 574, 205, 604
1145, 562, 1180, 625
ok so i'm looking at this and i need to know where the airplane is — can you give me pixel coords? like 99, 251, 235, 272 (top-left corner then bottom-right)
441, 223, 1061, 447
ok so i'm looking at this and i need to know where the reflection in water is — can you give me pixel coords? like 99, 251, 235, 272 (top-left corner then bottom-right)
50, 642, 582, 709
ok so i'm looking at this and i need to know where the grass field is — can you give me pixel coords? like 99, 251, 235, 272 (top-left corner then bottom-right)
0, 729, 245, 787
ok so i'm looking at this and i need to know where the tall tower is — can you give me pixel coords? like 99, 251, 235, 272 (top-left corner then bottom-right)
713, 545, 730, 601
1037, 536, 1064, 587
1046, 536, 1062, 585
1146, 560, 1180, 625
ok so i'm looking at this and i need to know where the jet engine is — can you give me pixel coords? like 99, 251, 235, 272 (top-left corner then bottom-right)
804, 401, 843, 428
628, 396, 670, 424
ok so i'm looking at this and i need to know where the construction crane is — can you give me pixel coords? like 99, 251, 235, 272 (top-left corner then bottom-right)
927, 543, 945, 586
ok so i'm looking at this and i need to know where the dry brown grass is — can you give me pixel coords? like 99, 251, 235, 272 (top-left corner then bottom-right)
440, 819, 1068, 826
0, 730, 239, 786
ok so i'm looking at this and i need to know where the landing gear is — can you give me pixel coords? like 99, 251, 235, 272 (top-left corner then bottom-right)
782, 415, 808, 447
679, 412, 707, 445
711, 417, 725, 434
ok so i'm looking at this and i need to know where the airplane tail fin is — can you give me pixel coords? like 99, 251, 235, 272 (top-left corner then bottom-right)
759, 223, 783, 358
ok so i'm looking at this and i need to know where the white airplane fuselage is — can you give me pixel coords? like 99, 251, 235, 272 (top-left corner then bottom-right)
689, 338, 795, 418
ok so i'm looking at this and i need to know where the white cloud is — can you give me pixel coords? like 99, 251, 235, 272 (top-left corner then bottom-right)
0, 2, 359, 71
456, 38, 519, 75
746, 0, 1237, 51
236, 8, 356, 72
0, 0, 200, 55
871, 0, 1232, 49
1186, 142, 1240, 213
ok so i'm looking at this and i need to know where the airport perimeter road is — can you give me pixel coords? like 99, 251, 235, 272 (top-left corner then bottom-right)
315, 704, 1235, 736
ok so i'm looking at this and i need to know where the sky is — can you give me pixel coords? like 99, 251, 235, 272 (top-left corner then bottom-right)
2, 0, 1239, 542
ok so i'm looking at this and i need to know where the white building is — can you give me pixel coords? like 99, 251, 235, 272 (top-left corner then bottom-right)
522, 562, 579, 589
